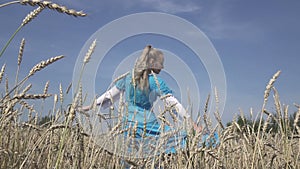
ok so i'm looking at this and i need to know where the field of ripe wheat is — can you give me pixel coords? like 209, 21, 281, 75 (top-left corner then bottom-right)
0, 1, 299, 169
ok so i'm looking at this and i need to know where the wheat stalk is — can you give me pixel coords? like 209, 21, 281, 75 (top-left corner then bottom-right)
293, 107, 300, 128
113, 71, 130, 84
214, 88, 224, 129
151, 70, 163, 101
78, 83, 83, 106
251, 71, 281, 169
19, 100, 35, 112
0, 1, 19, 8
84, 39, 96, 64
264, 70, 281, 103
29, 55, 64, 76
5, 76, 9, 95
43, 81, 50, 94
202, 94, 210, 129
21, 83, 32, 95
74, 39, 97, 101
0, 64, 6, 83
273, 87, 282, 128
262, 114, 271, 133
53, 94, 58, 104
66, 82, 72, 94
20, 0, 87, 17
15, 38, 26, 93
18, 38, 25, 66
0, 7, 43, 58
59, 83, 63, 104
13, 93, 52, 100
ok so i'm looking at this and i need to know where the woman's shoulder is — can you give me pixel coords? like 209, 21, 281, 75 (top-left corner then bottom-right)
148, 74, 166, 88
149, 74, 172, 94
149, 74, 164, 83
114, 71, 131, 90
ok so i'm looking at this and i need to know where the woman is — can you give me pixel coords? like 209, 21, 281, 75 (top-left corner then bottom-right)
79, 45, 203, 154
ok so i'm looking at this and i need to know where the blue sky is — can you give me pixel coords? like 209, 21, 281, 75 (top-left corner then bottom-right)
1, 0, 300, 123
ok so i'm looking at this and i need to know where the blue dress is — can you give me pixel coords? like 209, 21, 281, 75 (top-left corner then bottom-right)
114, 72, 219, 155
115, 73, 171, 126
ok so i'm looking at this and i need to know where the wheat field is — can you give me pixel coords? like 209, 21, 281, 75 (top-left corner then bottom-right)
0, 1, 299, 169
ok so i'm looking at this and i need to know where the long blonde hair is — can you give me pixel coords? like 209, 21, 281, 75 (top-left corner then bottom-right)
133, 45, 164, 92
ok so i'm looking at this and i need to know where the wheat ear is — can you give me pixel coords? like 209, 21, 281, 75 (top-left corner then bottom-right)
43, 81, 50, 94
264, 70, 281, 103
20, 0, 87, 17
0, 64, 6, 84
29, 55, 64, 76
0, 55, 64, 103
252, 70, 282, 169
84, 39, 96, 64
21, 6, 44, 26
13, 93, 52, 100
19, 100, 35, 112
0, 7, 44, 58
18, 38, 25, 66
59, 83, 63, 104
15, 38, 26, 94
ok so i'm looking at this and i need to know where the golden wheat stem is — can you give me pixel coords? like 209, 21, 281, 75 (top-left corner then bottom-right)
0, 26, 22, 58
0, 1, 19, 8
262, 114, 271, 133
66, 82, 72, 94
151, 70, 161, 94
43, 80, 50, 94
21, 83, 32, 94
251, 70, 281, 169
18, 38, 25, 66
112, 71, 130, 84
52, 41, 89, 169
55, 83, 81, 168
79, 82, 83, 106
12, 93, 52, 100
5, 76, 9, 95
1, 6, 44, 58
0, 64, 6, 83
294, 107, 300, 128
273, 87, 283, 132
0, 7, 43, 57
263, 70, 281, 104
14, 38, 26, 95
84, 39, 96, 64
73, 39, 97, 101
19, 100, 35, 112
59, 83, 63, 104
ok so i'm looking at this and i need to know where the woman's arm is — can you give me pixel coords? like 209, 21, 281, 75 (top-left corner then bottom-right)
165, 95, 202, 132
79, 86, 121, 111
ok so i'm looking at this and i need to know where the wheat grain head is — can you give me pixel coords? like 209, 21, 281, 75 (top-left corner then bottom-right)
21, 6, 44, 26
28, 55, 64, 76
20, 0, 87, 17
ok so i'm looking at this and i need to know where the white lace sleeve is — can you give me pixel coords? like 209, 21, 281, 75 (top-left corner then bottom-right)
165, 95, 190, 118
96, 86, 121, 109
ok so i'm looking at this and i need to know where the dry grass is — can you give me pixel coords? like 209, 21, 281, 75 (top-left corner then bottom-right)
0, 2, 300, 169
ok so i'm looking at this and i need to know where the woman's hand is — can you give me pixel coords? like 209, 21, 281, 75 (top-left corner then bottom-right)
188, 117, 202, 133
76, 105, 91, 112
193, 123, 202, 133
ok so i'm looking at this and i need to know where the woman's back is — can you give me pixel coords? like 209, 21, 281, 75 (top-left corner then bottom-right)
115, 72, 172, 123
